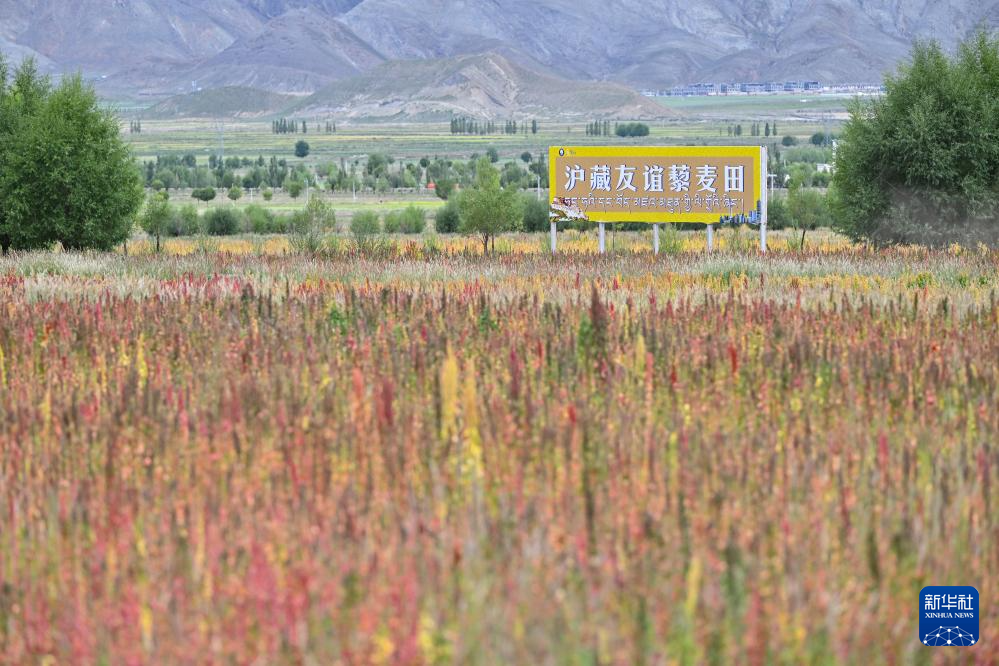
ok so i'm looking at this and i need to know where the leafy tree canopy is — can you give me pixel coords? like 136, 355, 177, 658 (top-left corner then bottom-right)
0, 58, 143, 252
831, 31, 999, 246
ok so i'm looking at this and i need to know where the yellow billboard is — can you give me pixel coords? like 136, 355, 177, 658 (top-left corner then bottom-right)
549, 145, 767, 224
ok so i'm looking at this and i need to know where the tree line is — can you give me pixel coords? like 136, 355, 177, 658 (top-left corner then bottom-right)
271, 118, 337, 135
450, 117, 540, 135
585, 121, 650, 137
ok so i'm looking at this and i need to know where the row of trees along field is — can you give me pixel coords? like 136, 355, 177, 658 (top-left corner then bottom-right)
449, 117, 539, 135
727, 122, 779, 137
3, 32, 997, 253
585, 121, 650, 137
141, 150, 551, 199
271, 118, 336, 134
137, 157, 551, 255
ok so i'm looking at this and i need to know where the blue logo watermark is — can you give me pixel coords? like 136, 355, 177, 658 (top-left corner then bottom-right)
919, 586, 979, 647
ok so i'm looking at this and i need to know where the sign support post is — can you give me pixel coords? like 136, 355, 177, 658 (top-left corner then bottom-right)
653, 224, 659, 255
550, 221, 557, 255
598, 223, 606, 254
707, 224, 714, 251
760, 146, 769, 254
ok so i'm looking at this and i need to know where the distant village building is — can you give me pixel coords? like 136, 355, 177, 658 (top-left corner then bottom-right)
641, 78, 885, 98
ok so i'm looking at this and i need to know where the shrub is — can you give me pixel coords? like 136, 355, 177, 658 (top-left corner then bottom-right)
173, 204, 201, 236
398, 206, 427, 234
658, 223, 684, 255
289, 196, 336, 253
262, 188, 273, 202
521, 194, 550, 232
434, 198, 461, 233
766, 196, 791, 231
204, 208, 241, 236
243, 205, 283, 234
781, 135, 798, 147
383, 210, 403, 234
191, 188, 216, 203
350, 210, 381, 238
615, 122, 650, 138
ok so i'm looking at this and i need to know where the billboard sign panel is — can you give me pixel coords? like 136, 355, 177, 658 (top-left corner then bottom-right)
549, 145, 766, 225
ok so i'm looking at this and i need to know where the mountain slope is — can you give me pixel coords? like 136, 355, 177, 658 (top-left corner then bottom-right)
148, 87, 298, 118
294, 52, 671, 119
340, 0, 999, 88
0, 0, 996, 96
180, 8, 384, 93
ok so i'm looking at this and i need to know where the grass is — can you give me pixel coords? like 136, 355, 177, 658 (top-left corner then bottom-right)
654, 93, 855, 117
0, 236, 996, 663
124, 116, 842, 164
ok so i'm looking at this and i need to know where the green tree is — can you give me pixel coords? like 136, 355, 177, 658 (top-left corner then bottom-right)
615, 122, 650, 138
286, 179, 304, 199
0, 62, 143, 252
290, 195, 336, 253
140, 192, 173, 253
295, 140, 310, 158
459, 158, 523, 254
227, 185, 243, 203
831, 31, 999, 246
787, 185, 828, 250
781, 135, 797, 147
192, 187, 216, 203
434, 178, 457, 201
262, 188, 273, 202
486, 147, 499, 163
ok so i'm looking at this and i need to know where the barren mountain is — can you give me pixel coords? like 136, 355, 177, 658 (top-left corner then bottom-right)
1, 0, 996, 103
293, 52, 671, 120
340, 0, 999, 88
147, 86, 298, 118
178, 8, 384, 93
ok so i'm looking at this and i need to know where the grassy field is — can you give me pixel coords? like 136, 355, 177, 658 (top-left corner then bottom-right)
654, 93, 854, 118
1, 236, 996, 663
124, 114, 840, 165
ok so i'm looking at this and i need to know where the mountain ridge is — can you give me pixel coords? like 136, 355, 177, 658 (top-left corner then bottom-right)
1, 0, 996, 98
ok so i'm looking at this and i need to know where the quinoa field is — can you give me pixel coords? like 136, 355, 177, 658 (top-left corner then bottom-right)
1, 239, 997, 664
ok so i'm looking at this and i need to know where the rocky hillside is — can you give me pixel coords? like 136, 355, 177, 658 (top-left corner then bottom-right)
293, 52, 671, 120
1, 0, 996, 99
